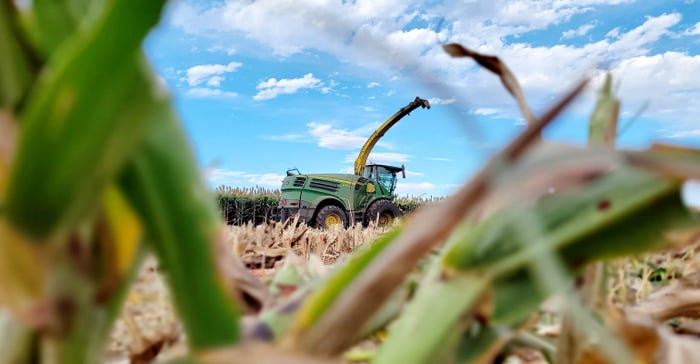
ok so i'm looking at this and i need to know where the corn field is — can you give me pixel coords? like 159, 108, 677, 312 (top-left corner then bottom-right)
215, 187, 438, 226
1, 1, 700, 364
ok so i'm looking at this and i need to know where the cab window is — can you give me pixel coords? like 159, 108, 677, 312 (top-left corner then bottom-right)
376, 166, 396, 194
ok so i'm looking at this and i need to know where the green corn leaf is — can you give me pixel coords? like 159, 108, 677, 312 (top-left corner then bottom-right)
588, 73, 619, 145
118, 105, 240, 350
443, 167, 684, 271
4, 0, 168, 239
287, 226, 401, 336
373, 267, 489, 364
0, 2, 36, 109
376, 154, 698, 364
453, 324, 502, 364
30, 0, 101, 56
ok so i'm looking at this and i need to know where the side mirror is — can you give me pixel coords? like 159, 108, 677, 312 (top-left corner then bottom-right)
401, 164, 406, 179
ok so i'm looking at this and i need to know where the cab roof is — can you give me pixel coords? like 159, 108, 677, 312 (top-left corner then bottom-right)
365, 164, 404, 173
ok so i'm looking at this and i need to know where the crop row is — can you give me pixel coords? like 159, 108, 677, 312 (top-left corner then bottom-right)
216, 187, 438, 225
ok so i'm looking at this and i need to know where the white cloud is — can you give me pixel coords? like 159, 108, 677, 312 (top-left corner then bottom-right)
607, 13, 681, 58
665, 129, 700, 139
606, 27, 621, 39
207, 45, 237, 55
185, 61, 242, 86
170, 0, 444, 67
428, 97, 456, 105
186, 87, 238, 98
254, 73, 322, 100
684, 22, 700, 36
405, 170, 424, 177
171, 2, 699, 132
249, 173, 286, 186
261, 133, 307, 142
473, 108, 499, 116
609, 52, 700, 123
368, 81, 381, 88
395, 182, 435, 195
562, 22, 596, 39
207, 168, 285, 187
308, 122, 368, 150
205, 76, 224, 87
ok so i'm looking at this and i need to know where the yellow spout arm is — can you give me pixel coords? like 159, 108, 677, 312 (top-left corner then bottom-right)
354, 97, 431, 176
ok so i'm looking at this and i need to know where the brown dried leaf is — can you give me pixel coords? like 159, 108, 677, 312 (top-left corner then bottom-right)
443, 43, 536, 126
507, 347, 549, 364
195, 343, 345, 364
217, 231, 272, 313
610, 312, 700, 364
628, 272, 700, 321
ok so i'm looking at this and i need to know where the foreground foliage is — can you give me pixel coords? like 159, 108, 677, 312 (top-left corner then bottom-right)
1, 2, 699, 364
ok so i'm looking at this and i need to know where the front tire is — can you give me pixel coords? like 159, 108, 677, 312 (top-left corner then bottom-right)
365, 200, 402, 227
315, 205, 348, 229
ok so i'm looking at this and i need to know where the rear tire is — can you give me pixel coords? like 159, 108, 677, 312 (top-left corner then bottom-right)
315, 205, 348, 229
365, 200, 402, 227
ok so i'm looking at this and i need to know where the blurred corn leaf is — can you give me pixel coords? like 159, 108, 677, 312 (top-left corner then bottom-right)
374, 149, 699, 364
287, 227, 401, 334
1, 0, 242, 359
29, 0, 98, 56
0, 2, 36, 108
4, 0, 167, 239
588, 73, 620, 145
118, 105, 241, 350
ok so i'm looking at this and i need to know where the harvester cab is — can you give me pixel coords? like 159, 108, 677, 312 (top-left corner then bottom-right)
363, 164, 405, 195
277, 97, 430, 228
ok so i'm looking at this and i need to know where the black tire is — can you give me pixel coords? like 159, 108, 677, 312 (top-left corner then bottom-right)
365, 200, 403, 227
315, 205, 348, 229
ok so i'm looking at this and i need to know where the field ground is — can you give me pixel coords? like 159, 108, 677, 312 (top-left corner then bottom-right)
105, 221, 700, 363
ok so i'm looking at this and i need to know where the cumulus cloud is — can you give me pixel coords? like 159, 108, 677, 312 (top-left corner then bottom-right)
609, 52, 700, 123
472, 108, 499, 115
254, 73, 322, 100
665, 129, 700, 139
170, 0, 445, 68
307, 122, 367, 149
207, 45, 237, 55
562, 22, 596, 39
405, 170, 424, 177
684, 22, 700, 36
171, 1, 699, 131
207, 168, 285, 187
186, 87, 238, 98
368, 81, 381, 88
428, 97, 456, 105
261, 133, 308, 142
185, 61, 242, 86
425, 157, 453, 161
396, 182, 435, 192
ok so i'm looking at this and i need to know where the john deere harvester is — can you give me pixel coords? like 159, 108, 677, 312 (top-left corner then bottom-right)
277, 97, 430, 228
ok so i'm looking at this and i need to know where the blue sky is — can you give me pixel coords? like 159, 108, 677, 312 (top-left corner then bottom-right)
144, 0, 700, 197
